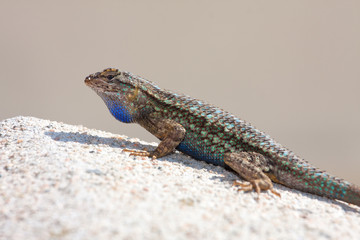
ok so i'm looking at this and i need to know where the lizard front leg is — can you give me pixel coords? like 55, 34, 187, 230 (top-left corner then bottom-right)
224, 152, 280, 197
123, 118, 186, 159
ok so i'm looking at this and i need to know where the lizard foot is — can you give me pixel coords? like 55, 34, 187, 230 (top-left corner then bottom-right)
225, 152, 281, 198
233, 180, 281, 198
122, 149, 157, 160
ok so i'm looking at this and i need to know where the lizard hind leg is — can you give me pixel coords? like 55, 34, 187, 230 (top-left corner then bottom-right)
224, 152, 281, 198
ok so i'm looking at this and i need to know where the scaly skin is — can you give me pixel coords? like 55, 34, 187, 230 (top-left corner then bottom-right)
85, 68, 360, 206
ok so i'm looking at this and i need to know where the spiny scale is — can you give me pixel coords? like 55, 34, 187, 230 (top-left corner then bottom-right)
85, 68, 360, 207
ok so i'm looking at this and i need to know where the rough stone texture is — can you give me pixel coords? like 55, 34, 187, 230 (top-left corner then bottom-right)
1, 116, 360, 240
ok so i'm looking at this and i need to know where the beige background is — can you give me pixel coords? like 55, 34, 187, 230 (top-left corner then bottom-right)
1, 1, 360, 184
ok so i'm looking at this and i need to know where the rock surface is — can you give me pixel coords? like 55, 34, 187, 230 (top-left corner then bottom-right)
1, 116, 360, 240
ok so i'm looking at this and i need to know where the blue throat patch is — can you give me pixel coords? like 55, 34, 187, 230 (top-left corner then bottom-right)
106, 100, 134, 123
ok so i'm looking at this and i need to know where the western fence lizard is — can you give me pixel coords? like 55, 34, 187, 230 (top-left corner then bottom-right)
85, 68, 360, 206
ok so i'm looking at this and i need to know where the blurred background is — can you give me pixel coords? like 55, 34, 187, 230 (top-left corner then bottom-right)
1, 1, 360, 184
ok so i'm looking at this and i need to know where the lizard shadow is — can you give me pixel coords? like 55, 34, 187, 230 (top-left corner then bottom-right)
44, 131, 224, 173
45, 130, 140, 148
45, 130, 360, 213
279, 186, 360, 213
255, 181, 360, 213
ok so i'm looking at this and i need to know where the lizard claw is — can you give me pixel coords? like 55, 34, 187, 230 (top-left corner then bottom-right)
122, 148, 158, 160
270, 189, 281, 198
232, 180, 253, 192
123, 149, 150, 157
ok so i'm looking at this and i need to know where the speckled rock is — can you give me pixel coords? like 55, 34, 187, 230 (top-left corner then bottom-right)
1, 116, 360, 240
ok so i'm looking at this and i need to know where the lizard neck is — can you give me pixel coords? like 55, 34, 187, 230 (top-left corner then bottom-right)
100, 90, 156, 124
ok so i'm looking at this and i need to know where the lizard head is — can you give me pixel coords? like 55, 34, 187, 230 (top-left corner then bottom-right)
85, 68, 150, 123
85, 68, 132, 93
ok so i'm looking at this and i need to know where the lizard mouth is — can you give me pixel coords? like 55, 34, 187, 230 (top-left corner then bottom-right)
85, 73, 105, 88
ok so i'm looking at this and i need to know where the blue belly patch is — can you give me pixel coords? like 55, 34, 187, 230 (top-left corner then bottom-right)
176, 139, 225, 167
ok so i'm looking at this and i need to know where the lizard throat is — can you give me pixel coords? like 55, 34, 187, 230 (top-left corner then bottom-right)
103, 97, 134, 123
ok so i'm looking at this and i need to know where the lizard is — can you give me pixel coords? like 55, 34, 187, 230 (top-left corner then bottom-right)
85, 68, 360, 206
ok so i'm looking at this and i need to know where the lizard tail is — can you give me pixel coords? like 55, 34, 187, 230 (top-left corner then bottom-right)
341, 183, 360, 206
275, 158, 360, 206
312, 174, 360, 207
